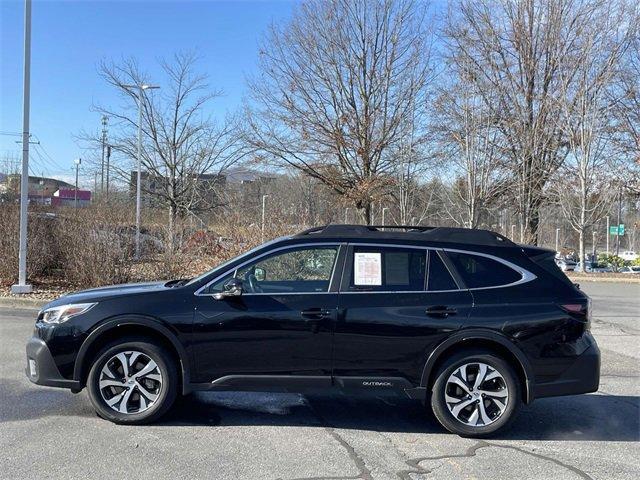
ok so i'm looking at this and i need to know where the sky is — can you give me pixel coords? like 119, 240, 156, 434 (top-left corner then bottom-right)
0, 0, 295, 184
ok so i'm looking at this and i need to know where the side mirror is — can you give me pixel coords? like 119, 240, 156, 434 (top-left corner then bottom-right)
213, 277, 243, 300
254, 267, 266, 282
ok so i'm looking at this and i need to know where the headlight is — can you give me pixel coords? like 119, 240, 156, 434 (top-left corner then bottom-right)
39, 303, 97, 324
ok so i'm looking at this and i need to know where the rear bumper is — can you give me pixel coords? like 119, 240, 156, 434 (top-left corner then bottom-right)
25, 336, 81, 390
533, 338, 600, 399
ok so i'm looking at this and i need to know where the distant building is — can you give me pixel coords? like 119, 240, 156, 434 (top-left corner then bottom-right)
0, 174, 80, 205
52, 188, 92, 207
129, 170, 227, 211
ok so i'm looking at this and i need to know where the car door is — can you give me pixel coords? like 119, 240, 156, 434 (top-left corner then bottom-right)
333, 244, 473, 387
192, 243, 344, 386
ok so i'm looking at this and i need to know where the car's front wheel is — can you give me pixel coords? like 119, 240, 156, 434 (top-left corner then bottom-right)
430, 350, 520, 437
87, 338, 178, 424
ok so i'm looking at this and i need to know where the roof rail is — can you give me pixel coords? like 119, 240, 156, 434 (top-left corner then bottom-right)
295, 224, 517, 247
297, 224, 435, 236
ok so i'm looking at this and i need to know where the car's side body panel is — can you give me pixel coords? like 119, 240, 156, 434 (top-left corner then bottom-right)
25, 226, 599, 411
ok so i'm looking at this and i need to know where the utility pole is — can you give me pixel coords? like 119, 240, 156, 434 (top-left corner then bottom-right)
100, 115, 108, 195
12, 0, 33, 294
616, 183, 623, 257
74, 158, 81, 208
261, 194, 269, 242
123, 83, 159, 259
105, 145, 111, 199
39, 172, 44, 205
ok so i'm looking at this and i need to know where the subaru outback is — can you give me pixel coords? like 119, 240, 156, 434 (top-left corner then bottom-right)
25, 224, 599, 436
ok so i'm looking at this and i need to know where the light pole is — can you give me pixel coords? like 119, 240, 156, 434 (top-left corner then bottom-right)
123, 83, 159, 259
74, 158, 82, 208
12, 0, 32, 294
261, 194, 269, 242
100, 115, 108, 195
555, 228, 560, 253
615, 183, 622, 257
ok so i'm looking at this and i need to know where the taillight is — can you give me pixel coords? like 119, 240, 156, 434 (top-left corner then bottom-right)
561, 304, 584, 314
561, 300, 591, 330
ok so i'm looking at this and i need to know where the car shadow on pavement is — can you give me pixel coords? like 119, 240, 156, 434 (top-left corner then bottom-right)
159, 391, 639, 442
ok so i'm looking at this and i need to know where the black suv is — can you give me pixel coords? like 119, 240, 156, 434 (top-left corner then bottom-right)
26, 225, 599, 436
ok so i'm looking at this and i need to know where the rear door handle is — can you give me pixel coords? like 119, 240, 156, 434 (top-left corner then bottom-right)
426, 306, 457, 318
300, 308, 331, 320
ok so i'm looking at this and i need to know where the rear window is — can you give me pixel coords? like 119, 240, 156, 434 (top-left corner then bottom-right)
348, 247, 426, 291
445, 251, 522, 288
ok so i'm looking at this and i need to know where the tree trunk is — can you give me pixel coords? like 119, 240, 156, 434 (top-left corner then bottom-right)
578, 227, 585, 270
168, 203, 177, 253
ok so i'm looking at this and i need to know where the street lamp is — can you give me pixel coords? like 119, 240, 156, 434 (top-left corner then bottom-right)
11, 0, 33, 294
123, 83, 159, 259
74, 158, 81, 208
261, 194, 269, 242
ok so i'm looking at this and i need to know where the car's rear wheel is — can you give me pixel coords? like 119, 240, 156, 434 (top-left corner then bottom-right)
87, 338, 178, 424
430, 350, 520, 437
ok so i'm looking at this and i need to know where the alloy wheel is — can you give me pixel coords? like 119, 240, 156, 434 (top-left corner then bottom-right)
98, 350, 163, 414
444, 362, 509, 427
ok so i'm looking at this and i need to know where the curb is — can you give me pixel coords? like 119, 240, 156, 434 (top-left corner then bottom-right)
565, 276, 640, 284
0, 297, 48, 309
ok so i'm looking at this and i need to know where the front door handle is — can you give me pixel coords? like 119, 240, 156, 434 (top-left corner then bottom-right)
300, 308, 331, 320
426, 306, 458, 318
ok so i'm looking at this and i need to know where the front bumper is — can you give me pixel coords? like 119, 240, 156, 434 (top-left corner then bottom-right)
25, 336, 81, 390
533, 338, 600, 399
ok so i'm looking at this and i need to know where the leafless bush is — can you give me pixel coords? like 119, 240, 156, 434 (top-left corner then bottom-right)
54, 207, 135, 287
0, 206, 59, 284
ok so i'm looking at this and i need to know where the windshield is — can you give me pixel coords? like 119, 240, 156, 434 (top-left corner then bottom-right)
185, 236, 291, 286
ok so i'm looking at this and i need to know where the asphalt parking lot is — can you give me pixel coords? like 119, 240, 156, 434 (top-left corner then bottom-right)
1, 281, 638, 480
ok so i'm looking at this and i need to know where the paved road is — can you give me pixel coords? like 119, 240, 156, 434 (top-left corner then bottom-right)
1, 282, 638, 480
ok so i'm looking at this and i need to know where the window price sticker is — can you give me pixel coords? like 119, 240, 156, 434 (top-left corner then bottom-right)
354, 252, 382, 286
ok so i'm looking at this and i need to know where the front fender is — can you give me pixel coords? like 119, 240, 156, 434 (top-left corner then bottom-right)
73, 314, 192, 394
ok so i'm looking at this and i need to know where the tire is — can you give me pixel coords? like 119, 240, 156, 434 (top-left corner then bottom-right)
87, 338, 178, 425
430, 349, 520, 437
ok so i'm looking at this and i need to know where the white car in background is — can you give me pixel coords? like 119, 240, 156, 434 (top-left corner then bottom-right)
620, 251, 638, 261
620, 265, 640, 274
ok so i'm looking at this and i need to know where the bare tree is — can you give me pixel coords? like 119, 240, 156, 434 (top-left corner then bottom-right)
246, 0, 434, 224
553, 6, 633, 262
444, 0, 624, 243
92, 53, 248, 244
433, 78, 509, 228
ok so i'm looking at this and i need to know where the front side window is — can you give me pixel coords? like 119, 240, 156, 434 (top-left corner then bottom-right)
207, 246, 338, 294
347, 247, 426, 292
445, 251, 522, 288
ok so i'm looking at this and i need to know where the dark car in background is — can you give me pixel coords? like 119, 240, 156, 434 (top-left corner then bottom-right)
25, 224, 599, 437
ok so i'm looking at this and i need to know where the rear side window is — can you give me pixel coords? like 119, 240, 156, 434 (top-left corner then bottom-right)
533, 254, 573, 286
427, 251, 459, 291
445, 251, 522, 288
348, 247, 426, 291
